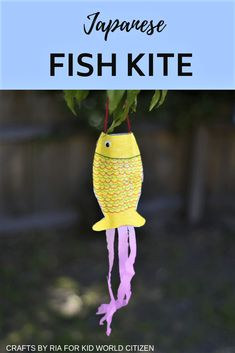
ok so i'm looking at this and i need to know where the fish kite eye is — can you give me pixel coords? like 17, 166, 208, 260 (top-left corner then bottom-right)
105, 141, 111, 148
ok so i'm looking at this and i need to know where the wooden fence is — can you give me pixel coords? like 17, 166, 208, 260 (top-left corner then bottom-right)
0, 91, 234, 233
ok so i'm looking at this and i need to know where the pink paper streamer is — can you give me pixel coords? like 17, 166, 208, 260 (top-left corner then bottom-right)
96, 226, 137, 336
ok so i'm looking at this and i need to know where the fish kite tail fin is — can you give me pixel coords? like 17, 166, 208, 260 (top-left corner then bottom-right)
92, 210, 146, 232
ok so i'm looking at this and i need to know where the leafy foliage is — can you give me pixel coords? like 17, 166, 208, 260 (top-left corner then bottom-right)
64, 91, 89, 115
64, 90, 167, 132
107, 90, 125, 114
149, 90, 168, 111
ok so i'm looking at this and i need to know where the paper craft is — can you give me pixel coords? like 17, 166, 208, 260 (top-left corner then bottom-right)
92, 112, 145, 336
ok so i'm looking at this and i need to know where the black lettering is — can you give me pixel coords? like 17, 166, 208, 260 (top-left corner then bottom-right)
139, 20, 148, 32
149, 53, 154, 76
105, 19, 119, 40
156, 20, 167, 32
132, 20, 141, 31
83, 12, 100, 35
178, 53, 193, 76
83, 13, 167, 40
50, 53, 65, 76
77, 54, 94, 77
97, 54, 116, 76
97, 20, 106, 31
146, 20, 155, 35
120, 21, 131, 32
68, 53, 73, 76
157, 53, 174, 76
128, 53, 145, 76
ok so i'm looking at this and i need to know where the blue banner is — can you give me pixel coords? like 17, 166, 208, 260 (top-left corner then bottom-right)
0, 0, 234, 89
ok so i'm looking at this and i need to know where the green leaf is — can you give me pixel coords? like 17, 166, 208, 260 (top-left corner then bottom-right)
107, 94, 127, 133
149, 91, 161, 111
64, 90, 89, 115
126, 90, 140, 108
149, 90, 168, 111
130, 96, 138, 113
107, 90, 140, 133
158, 90, 168, 106
107, 90, 126, 114
64, 91, 77, 115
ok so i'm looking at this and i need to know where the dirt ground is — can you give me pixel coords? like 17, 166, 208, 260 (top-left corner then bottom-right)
0, 219, 234, 353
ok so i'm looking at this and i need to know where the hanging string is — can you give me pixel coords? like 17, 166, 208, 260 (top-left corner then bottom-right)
126, 115, 131, 132
104, 98, 131, 133
104, 98, 109, 133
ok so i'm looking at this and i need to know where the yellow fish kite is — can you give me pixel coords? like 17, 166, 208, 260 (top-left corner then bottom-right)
92, 108, 145, 336
93, 132, 145, 231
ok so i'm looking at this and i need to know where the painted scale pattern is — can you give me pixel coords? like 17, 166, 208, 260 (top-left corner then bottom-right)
93, 152, 143, 214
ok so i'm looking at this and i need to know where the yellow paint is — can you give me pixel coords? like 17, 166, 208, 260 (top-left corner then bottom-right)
92, 132, 146, 231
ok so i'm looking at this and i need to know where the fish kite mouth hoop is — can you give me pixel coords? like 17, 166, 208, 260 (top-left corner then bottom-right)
108, 132, 133, 136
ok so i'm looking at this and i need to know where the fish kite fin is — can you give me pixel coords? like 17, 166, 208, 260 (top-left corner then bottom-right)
92, 210, 146, 232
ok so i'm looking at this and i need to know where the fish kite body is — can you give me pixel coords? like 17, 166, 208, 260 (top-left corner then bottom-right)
92, 131, 145, 336
93, 132, 145, 231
